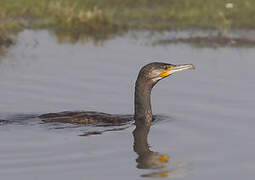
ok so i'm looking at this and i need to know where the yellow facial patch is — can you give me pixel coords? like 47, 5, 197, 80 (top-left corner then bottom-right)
159, 155, 170, 163
160, 69, 169, 77
160, 65, 173, 77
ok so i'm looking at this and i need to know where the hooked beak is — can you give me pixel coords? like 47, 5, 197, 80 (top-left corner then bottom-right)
169, 64, 195, 74
160, 64, 195, 78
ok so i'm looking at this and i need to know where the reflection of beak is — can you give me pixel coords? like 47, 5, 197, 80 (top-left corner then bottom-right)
170, 64, 195, 74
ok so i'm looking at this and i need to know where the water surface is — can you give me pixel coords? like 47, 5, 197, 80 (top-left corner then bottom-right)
0, 30, 255, 179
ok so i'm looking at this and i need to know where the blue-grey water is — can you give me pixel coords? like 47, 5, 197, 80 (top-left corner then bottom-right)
0, 30, 255, 179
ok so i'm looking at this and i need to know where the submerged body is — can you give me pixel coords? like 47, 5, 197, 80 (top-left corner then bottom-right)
40, 111, 131, 125
40, 62, 194, 125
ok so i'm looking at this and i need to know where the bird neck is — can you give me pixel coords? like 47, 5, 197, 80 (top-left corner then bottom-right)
134, 76, 154, 126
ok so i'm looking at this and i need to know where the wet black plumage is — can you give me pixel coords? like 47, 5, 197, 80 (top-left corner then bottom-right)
39, 62, 194, 125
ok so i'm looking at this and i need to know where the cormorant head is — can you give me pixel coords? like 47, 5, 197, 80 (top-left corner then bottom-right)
138, 62, 195, 84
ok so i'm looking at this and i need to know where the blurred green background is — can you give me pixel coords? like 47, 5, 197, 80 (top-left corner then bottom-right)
1, 0, 255, 46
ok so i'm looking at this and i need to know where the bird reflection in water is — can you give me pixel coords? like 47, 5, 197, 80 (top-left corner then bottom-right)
133, 123, 189, 178
38, 62, 194, 177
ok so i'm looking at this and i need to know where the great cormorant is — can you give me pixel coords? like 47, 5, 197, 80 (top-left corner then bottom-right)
39, 62, 195, 125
